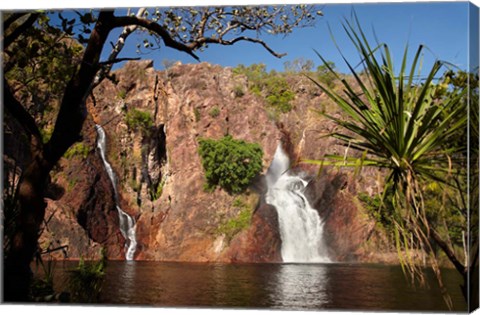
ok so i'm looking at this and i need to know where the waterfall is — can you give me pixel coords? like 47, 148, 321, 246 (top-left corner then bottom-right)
95, 124, 137, 260
266, 144, 330, 263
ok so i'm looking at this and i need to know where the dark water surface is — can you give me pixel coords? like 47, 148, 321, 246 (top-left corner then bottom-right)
50, 261, 467, 312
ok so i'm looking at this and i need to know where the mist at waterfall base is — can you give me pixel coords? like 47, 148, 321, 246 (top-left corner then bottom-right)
96, 125, 137, 260
265, 144, 330, 263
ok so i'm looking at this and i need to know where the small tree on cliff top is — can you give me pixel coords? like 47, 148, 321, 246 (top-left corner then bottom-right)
2, 6, 322, 301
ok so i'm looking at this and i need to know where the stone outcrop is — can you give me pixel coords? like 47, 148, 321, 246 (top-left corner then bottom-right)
305, 171, 371, 261
222, 204, 282, 262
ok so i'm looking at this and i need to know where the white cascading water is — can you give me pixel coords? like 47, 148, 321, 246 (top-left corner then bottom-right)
266, 144, 330, 263
95, 125, 137, 260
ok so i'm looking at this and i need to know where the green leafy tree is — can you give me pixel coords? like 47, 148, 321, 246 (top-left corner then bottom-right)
3, 7, 321, 301
283, 57, 315, 73
305, 16, 474, 308
198, 135, 263, 193
315, 61, 337, 88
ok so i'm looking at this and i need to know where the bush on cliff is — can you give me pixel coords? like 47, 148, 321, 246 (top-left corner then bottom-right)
198, 135, 263, 194
125, 108, 153, 134
233, 63, 295, 114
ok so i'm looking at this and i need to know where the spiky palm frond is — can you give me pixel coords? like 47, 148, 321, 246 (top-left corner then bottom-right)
305, 15, 468, 310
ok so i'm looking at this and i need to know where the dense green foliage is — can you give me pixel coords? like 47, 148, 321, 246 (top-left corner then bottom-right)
125, 108, 153, 134
4, 14, 84, 136
233, 63, 295, 113
198, 135, 263, 193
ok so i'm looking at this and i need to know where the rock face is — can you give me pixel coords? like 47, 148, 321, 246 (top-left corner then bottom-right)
222, 204, 282, 262
6, 60, 395, 263
304, 171, 375, 261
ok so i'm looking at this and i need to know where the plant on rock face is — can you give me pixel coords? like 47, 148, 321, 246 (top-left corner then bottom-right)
63, 142, 90, 160
125, 108, 153, 134
208, 106, 220, 118
198, 135, 263, 194
217, 197, 253, 242
233, 64, 296, 114
305, 15, 469, 309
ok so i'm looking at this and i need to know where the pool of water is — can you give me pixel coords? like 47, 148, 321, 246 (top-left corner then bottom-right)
47, 261, 467, 312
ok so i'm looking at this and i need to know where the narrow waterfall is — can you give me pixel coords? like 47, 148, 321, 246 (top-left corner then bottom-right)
95, 125, 137, 260
266, 144, 330, 263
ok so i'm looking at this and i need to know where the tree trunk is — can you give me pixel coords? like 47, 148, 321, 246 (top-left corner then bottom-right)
3, 11, 115, 302
4, 152, 51, 301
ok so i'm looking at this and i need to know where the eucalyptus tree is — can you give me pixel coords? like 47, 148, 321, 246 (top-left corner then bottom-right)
2, 5, 322, 301
305, 16, 477, 309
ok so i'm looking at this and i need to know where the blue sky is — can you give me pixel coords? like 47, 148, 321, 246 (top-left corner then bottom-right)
41, 1, 476, 75
102, 2, 473, 75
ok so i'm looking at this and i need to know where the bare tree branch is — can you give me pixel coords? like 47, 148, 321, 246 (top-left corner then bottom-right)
3, 13, 39, 49
111, 15, 200, 61
93, 8, 147, 87
197, 35, 286, 58
98, 57, 141, 65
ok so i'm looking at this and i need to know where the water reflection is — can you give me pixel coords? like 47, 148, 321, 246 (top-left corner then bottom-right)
51, 261, 466, 311
116, 261, 137, 302
272, 264, 328, 310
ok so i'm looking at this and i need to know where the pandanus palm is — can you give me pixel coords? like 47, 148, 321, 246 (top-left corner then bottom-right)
306, 16, 471, 309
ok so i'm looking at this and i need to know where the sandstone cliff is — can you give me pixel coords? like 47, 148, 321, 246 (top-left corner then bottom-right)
5, 60, 395, 263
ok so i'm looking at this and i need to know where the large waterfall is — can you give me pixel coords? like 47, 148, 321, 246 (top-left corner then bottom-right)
266, 145, 330, 263
95, 125, 137, 260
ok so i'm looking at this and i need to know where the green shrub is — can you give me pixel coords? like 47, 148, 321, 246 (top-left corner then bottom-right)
263, 75, 295, 113
68, 251, 106, 303
117, 89, 127, 100
233, 63, 295, 113
198, 135, 263, 194
41, 125, 54, 144
358, 192, 395, 231
150, 177, 166, 201
194, 107, 201, 122
217, 197, 252, 242
233, 85, 245, 98
64, 142, 90, 159
266, 90, 294, 113
316, 62, 337, 88
126, 108, 153, 134
31, 259, 55, 300
208, 106, 220, 118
